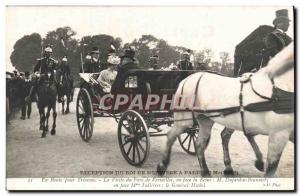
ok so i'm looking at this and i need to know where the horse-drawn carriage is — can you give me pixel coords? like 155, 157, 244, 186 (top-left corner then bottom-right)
76, 70, 199, 166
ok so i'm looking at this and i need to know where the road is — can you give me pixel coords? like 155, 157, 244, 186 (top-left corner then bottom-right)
6, 89, 294, 178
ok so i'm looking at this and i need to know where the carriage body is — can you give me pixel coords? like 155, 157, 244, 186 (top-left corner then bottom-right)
234, 25, 274, 76
76, 70, 199, 165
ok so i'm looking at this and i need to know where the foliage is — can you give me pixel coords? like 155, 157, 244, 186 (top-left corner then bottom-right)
10, 33, 42, 72
10, 27, 234, 83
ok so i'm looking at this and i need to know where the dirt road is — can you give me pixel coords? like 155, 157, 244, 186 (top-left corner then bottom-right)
6, 89, 294, 178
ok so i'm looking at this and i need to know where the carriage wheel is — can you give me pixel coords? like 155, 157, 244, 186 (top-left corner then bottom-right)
76, 88, 94, 142
178, 125, 199, 155
118, 110, 150, 166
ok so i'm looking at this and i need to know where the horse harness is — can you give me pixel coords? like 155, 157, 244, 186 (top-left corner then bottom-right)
178, 72, 294, 136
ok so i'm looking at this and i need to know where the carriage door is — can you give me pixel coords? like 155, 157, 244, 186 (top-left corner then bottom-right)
124, 75, 138, 109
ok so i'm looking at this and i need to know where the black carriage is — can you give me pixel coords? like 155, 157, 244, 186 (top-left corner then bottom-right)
76, 70, 199, 166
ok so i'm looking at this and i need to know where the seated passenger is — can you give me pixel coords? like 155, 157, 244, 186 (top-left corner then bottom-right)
148, 55, 160, 70
97, 55, 120, 93
118, 46, 140, 73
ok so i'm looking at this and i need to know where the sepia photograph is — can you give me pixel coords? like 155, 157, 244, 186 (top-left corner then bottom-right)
5, 5, 295, 191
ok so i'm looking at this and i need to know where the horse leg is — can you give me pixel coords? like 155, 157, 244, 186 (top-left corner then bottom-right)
39, 107, 44, 131
194, 116, 214, 177
157, 114, 193, 176
221, 127, 235, 176
39, 107, 46, 138
45, 106, 51, 132
65, 95, 70, 114
265, 129, 290, 177
62, 97, 65, 114
51, 102, 57, 135
246, 135, 264, 172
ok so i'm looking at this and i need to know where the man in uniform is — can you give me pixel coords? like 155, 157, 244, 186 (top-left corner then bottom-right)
84, 47, 102, 73
262, 9, 292, 66
57, 56, 73, 102
177, 51, 193, 70
26, 45, 58, 102
20, 72, 32, 119
148, 55, 160, 70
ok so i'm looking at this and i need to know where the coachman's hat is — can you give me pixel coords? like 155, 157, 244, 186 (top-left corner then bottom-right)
273, 9, 290, 25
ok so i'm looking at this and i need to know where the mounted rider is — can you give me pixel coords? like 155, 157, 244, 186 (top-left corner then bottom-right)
57, 56, 73, 102
26, 45, 58, 102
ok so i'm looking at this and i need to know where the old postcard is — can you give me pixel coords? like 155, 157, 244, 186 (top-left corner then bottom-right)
5, 6, 295, 191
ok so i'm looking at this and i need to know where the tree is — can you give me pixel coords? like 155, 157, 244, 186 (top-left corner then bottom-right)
126, 35, 184, 69
194, 48, 213, 67
219, 51, 233, 76
219, 52, 230, 66
10, 33, 42, 72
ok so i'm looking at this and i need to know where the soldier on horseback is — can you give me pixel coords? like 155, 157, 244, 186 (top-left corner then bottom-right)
57, 56, 73, 103
26, 45, 58, 102
57, 56, 73, 113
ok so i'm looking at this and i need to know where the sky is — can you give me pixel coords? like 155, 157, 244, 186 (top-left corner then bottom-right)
6, 6, 294, 71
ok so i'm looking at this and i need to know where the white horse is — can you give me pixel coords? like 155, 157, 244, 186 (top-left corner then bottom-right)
157, 43, 294, 178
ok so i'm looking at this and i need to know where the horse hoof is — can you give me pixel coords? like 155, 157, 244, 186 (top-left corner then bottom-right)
50, 129, 56, 135
41, 132, 46, 138
255, 160, 264, 172
223, 168, 234, 176
65, 110, 70, 114
157, 163, 167, 176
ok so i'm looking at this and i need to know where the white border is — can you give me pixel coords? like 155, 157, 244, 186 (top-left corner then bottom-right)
1, 0, 298, 195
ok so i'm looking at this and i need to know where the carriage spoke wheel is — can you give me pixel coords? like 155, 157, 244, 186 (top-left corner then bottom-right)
178, 125, 199, 155
76, 88, 94, 142
118, 110, 150, 166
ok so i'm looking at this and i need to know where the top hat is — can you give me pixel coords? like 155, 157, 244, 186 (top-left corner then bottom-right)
91, 47, 100, 54
273, 9, 290, 25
